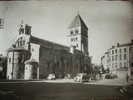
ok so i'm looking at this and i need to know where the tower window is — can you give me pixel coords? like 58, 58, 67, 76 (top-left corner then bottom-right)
9, 58, 11, 63
18, 57, 22, 63
23, 40, 25, 45
20, 37, 22, 40
20, 41, 22, 46
19, 25, 24, 35
25, 25, 31, 35
76, 37, 78, 41
70, 31, 73, 35
75, 30, 79, 34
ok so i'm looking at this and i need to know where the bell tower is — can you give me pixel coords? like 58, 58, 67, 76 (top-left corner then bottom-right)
68, 14, 88, 56
19, 20, 31, 35
15, 21, 31, 50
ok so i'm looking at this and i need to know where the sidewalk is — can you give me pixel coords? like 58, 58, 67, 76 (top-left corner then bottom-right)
86, 78, 133, 86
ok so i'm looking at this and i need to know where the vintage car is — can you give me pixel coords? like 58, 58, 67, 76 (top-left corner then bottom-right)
74, 73, 91, 82
105, 73, 118, 79
47, 73, 56, 80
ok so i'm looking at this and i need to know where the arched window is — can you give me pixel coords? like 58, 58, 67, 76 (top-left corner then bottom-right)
20, 41, 22, 46
23, 40, 25, 45
115, 49, 117, 54
76, 37, 78, 41
9, 58, 11, 63
70, 31, 73, 35
75, 29, 79, 34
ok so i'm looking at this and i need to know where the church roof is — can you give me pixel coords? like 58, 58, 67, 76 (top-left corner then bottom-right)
30, 35, 82, 55
68, 14, 88, 29
30, 36, 70, 51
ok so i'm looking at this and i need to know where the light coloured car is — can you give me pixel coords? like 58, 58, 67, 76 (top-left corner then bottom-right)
47, 74, 56, 80
105, 73, 118, 79
64, 74, 71, 79
74, 73, 87, 82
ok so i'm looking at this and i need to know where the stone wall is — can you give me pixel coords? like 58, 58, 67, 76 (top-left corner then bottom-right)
38, 45, 91, 79
7, 48, 30, 80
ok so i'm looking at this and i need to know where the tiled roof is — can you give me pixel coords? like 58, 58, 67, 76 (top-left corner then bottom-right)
30, 36, 69, 51
68, 14, 88, 29
30, 35, 82, 54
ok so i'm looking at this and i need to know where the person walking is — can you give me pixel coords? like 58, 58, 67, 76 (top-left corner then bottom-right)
126, 73, 129, 83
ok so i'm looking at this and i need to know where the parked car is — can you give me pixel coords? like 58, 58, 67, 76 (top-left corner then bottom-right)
82, 74, 91, 82
74, 73, 90, 82
64, 74, 71, 79
47, 73, 56, 80
105, 73, 118, 79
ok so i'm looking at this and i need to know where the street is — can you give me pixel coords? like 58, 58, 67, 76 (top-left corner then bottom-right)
0, 80, 132, 100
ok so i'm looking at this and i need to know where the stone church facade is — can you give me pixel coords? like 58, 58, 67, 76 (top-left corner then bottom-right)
6, 14, 92, 80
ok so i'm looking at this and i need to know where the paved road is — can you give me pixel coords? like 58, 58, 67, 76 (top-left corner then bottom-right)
0, 81, 131, 100
86, 78, 133, 86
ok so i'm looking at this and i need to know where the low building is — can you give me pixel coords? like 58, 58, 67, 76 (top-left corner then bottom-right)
6, 14, 92, 80
24, 59, 39, 80
7, 48, 30, 79
101, 41, 133, 78
0, 55, 7, 79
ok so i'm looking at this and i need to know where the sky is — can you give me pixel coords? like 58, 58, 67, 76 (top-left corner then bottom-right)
0, 0, 133, 64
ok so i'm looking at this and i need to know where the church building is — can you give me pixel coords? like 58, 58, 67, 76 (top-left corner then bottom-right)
6, 14, 92, 80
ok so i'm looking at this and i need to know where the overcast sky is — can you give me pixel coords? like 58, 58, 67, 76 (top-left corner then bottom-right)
0, 1, 133, 64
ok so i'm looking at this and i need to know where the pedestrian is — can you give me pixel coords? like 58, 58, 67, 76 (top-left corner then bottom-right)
126, 73, 129, 83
